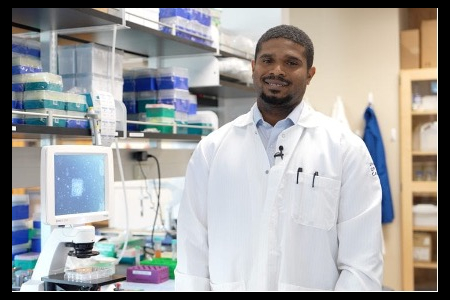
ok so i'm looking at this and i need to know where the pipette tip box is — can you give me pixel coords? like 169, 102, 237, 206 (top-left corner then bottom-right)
126, 265, 169, 284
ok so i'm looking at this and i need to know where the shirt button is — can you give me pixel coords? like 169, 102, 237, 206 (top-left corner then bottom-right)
265, 170, 269, 174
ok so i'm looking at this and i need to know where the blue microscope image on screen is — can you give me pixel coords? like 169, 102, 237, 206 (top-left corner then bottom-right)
54, 154, 105, 216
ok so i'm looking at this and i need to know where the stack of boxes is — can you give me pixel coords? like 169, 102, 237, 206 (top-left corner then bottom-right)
58, 43, 124, 102
124, 66, 199, 134
12, 189, 41, 274
412, 203, 437, 263
12, 36, 42, 125
12, 36, 90, 128
400, 18, 437, 69
123, 65, 215, 136
153, 67, 190, 133
12, 189, 31, 264
122, 68, 158, 132
159, 8, 213, 46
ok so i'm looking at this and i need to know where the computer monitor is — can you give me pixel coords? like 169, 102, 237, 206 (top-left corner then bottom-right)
41, 145, 114, 226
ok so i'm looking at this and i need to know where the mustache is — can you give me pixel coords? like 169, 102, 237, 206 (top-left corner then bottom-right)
262, 75, 290, 85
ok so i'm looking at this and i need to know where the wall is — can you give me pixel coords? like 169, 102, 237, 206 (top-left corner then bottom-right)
288, 8, 402, 291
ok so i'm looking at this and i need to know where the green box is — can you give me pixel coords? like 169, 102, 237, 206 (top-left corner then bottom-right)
145, 124, 174, 134
141, 258, 177, 279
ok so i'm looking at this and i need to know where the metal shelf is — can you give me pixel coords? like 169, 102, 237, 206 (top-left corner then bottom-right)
12, 8, 216, 57
12, 124, 203, 143
126, 131, 202, 142
12, 124, 92, 140
190, 79, 254, 99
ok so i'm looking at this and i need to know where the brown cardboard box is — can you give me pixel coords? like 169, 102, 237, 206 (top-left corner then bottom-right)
400, 29, 420, 69
421, 19, 437, 68
408, 8, 437, 29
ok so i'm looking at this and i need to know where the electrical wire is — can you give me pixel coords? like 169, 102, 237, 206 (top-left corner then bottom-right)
113, 138, 129, 265
136, 155, 163, 256
138, 163, 155, 209
149, 155, 161, 247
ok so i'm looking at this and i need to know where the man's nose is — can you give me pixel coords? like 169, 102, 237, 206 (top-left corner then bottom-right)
270, 63, 285, 76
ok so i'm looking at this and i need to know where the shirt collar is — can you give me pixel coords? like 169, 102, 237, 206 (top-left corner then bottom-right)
253, 101, 305, 128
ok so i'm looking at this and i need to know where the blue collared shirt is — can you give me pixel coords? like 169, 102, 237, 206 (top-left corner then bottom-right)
253, 101, 304, 166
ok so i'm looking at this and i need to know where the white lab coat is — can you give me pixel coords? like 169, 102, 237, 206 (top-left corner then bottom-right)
175, 103, 383, 291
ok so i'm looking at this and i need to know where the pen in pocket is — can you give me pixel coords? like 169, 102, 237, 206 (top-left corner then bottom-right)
296, 167, 303, 184
312, 171, 319, 187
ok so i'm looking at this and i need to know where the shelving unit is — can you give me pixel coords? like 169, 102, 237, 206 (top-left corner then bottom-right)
12, 8, 215, 57
12, 8, 254, 100
12, 8, 256, 144
399, 68, 437, 291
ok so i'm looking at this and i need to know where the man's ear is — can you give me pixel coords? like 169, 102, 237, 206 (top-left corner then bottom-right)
307, 66, 316, 84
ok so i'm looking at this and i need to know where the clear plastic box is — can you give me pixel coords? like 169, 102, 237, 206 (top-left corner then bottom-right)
64, 262, 115, 282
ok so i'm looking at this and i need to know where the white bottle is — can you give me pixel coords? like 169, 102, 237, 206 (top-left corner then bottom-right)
412, 90, 422, 110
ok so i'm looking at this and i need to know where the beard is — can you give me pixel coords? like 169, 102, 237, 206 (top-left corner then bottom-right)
259, 91, 293, 106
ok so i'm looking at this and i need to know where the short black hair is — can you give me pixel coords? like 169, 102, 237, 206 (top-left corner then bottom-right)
254, 25, 314, 70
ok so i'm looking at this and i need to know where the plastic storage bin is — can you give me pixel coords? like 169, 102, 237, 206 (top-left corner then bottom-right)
12, 222, 29, 246
12, 194, 29, 220
156, 67, 189, 90
413, 204, 437, 226
76, 43, 109, 76
14, 252, 40, 270
12, 243, 29, 260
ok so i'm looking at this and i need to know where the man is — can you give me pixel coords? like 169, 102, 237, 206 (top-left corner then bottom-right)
175, 24, 383, 291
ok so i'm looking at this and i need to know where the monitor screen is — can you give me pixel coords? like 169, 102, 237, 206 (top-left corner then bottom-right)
41, 145, 114, 226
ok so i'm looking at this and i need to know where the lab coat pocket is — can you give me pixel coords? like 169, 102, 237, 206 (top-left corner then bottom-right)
290, 173, 340, 230
210, 280, 246, 291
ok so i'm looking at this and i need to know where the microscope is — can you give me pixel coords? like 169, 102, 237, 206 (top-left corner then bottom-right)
20, 145, 124, 291
21, 225, 95, 291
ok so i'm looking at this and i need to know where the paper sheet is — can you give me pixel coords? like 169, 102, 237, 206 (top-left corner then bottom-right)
91, 91, 117, 147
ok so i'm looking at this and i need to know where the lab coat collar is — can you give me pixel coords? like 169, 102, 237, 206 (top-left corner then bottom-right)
233, 101, 321, 128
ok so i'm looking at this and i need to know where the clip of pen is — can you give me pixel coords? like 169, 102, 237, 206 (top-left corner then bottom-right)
312, 171, 318, 187
296, 167, 303, 184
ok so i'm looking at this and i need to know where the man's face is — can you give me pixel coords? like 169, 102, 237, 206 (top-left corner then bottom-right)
252, 38, 314, 107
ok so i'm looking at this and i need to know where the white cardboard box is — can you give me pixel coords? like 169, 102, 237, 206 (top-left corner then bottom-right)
413, 204, 437, 227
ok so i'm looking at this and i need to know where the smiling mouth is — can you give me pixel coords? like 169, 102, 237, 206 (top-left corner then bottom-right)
265, 81, 288, 87
263, 76, 289, 87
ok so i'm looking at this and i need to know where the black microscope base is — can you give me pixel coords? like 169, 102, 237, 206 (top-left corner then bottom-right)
41, 273, 126, 291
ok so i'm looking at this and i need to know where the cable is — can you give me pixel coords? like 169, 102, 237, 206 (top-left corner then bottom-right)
148, 154, 162, 255
113, 138, 129, 265
138, 162, 154, 209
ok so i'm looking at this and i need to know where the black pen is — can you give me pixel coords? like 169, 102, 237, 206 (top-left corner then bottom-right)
296, 167, 303, 184
312, 171, 318, 187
